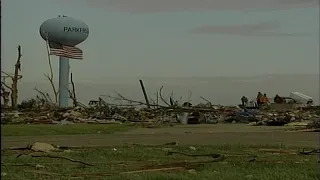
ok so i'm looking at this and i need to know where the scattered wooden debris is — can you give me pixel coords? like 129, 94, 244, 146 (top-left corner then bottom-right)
25, 153, 93, 166
25, 166, 187, 178
2, 142, 93, 167
258, 148, 297, 155
24, 170, 61, 176
167, 151, 222, 158
167, 150, 256, 162
293, 128, 320, 132
299, 148, 320, 155
1, 77, 319, 127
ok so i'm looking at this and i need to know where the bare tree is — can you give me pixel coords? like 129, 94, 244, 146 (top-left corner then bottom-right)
68, 72, 78, 107
1, 45, 23, 109
44, 38, 58, 103
38, 36, 79, 107
1, 77, 10, 107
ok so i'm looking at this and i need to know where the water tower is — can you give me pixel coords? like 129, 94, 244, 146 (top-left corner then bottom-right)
39, 16, 89, 108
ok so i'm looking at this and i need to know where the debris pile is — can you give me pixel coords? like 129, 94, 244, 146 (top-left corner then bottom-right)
227, 107, 319, 127
2, 97, 319, 128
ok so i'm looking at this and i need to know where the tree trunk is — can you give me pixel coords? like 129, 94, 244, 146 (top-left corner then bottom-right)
11, 45, 22, 110
11, 80, 18, 109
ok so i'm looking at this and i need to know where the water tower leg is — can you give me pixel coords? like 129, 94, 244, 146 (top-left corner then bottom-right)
59, 56, 70, 108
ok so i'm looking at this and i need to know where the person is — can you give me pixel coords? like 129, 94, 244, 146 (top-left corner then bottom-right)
273, 94, 286, 104
274, 94, 284, 103
274, 94, 280, 103
261, 93, 270, 105
256, 92, 263, 107
241, 96, 248, 107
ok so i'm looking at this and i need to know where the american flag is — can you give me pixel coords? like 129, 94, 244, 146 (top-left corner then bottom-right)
48, 42, 83, 60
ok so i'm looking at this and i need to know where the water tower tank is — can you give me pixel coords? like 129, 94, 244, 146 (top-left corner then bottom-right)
39, 16, 89, 46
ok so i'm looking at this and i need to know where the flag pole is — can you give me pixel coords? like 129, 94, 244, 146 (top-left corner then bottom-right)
59, 56, 70, 108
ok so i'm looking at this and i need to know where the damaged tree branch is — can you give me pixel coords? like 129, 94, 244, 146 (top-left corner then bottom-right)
159, 86, 171, 106
18, 153, 93, 166
167, 151, 222, 158
139, 79, 150, 108
1, 46, 23, 109
34, 87, 53, 104
107, 92, 167, 108
68, 72, 78, 107
44, 37, 58, 104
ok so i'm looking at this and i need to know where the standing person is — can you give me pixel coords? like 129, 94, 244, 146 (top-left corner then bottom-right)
274, 94, 280, 103
261, 93, 270, 105
241, 96, 248, 107
256, 92, 263, 107
274, 94, 283, 103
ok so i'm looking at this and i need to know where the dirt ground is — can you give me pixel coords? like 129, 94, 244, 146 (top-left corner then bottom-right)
1, 124, 318, 149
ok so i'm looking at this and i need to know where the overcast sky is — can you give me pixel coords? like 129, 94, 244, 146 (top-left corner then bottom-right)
2, 0, 319, 82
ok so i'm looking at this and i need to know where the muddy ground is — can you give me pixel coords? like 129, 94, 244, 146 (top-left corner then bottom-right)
1, 124, 318, 149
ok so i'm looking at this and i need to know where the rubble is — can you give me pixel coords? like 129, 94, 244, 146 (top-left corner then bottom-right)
1, 97, 319, 128
30, 142, 57, 153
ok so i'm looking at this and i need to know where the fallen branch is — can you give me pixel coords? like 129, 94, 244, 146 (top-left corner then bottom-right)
151, 106, 220, 113
72, 167, 186, 177
108, 92, 166, 108
2, 146, 31, 151
24, 170, 61, 176
159, 86, 170, 106
18, 153, 93, 166
124, 167, 186, 174
299, 148, 320, 155
293, 128, 320, 132
167, 151, 221, 158
167, 150, 256, 162
163, 141, 179, 146
200, 96, 212, 105
258, 148, 297, 155
2, 162, 40, 168
26, 166, 186, 178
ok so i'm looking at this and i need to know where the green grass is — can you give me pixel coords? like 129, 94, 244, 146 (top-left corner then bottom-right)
1, 144, 318, 180
1, 124, 135, 136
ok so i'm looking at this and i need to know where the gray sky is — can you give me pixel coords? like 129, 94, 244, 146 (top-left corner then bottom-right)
2, 0, 319, 83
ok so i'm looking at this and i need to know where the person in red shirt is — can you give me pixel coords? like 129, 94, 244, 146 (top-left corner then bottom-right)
256, 92, 263, 107
261, 93, 270, 105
